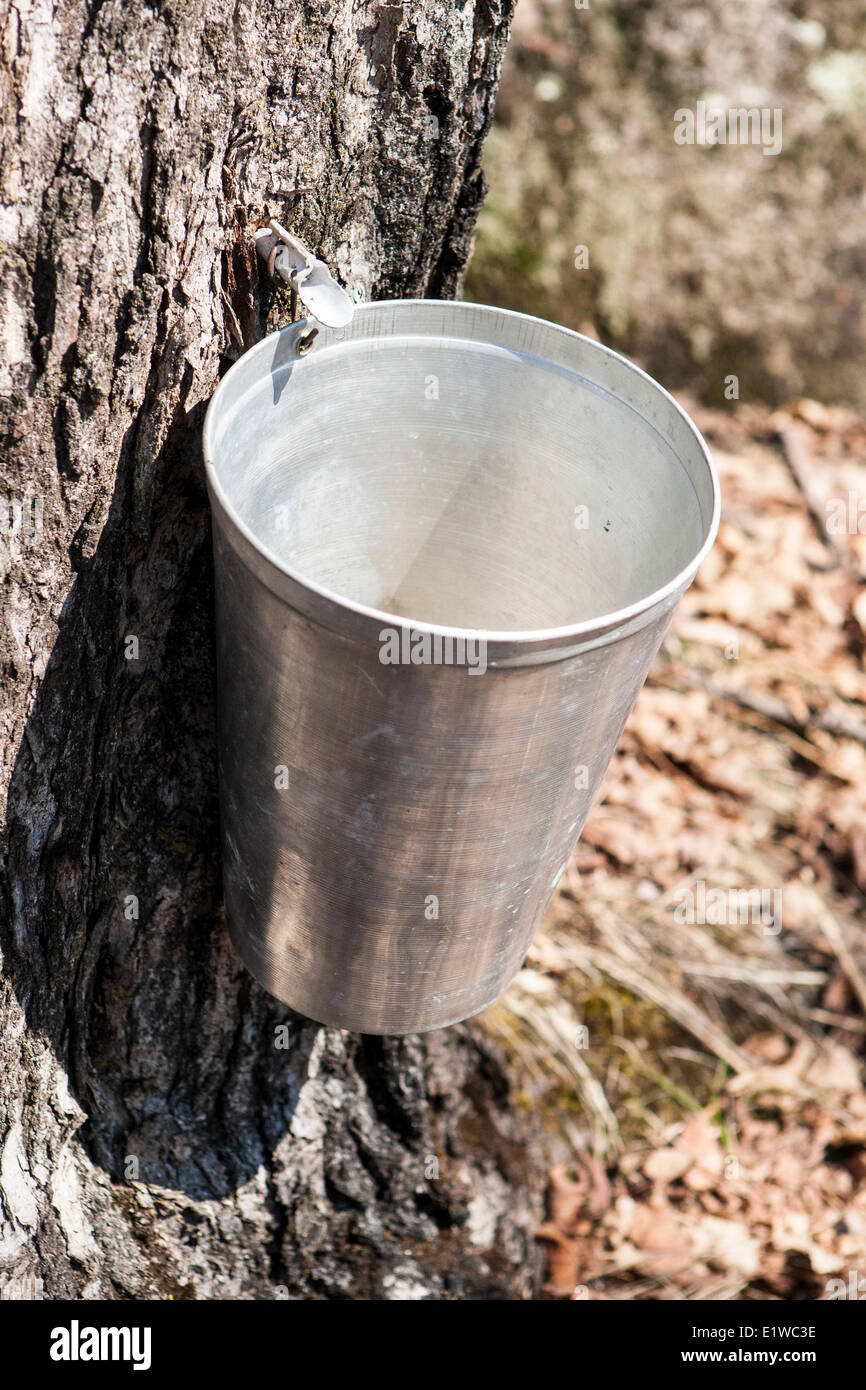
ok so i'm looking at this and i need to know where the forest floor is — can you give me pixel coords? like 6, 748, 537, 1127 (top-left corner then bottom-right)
480, 396, 866, 1300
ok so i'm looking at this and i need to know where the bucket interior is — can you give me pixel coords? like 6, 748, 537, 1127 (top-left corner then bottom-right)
207, 314, 714, 632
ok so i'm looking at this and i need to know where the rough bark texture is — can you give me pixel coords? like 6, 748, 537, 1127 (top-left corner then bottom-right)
0, 0, 540, 1300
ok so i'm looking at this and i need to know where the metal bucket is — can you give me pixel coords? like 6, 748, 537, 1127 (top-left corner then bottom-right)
203, 301, 719, 1034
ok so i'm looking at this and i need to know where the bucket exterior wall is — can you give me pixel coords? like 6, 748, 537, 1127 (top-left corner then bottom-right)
204, 302, 719, 1034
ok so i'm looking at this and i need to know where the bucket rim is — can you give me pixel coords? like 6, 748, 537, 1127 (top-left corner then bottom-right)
203, 299, 721, 657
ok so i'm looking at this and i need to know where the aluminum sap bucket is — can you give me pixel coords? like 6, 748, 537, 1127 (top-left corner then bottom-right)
203, 301, 719, 1034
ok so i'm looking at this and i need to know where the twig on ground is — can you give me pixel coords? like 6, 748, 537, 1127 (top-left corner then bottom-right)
666, 666, 866, 749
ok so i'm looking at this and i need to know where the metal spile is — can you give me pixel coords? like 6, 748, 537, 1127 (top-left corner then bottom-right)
254, 219, 354, 330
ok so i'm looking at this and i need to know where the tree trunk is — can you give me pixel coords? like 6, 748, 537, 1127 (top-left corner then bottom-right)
0, 0, 540, 1300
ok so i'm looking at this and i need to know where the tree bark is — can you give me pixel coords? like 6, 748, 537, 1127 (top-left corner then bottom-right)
0, 0, 540, 1300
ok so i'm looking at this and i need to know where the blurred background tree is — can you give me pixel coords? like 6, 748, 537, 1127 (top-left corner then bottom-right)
468, 0, 866, 408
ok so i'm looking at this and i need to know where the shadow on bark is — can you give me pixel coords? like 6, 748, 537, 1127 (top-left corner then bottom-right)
1, 392, 289, 1200
0, 390, 541, 1295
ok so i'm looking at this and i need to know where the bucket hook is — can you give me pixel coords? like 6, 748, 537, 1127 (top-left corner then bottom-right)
254, 219, 354, 353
